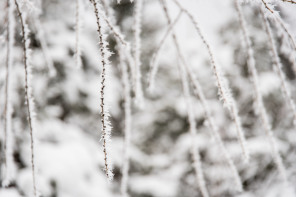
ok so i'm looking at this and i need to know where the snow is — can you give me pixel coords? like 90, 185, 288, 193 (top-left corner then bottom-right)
1, 0, 296, 196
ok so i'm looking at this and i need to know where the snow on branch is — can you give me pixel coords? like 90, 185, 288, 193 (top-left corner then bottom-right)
118, 44, 132, 197
148, 10, 183, 92
173, 0, 250, 163
159, 0, 243, 191
3, 0, 16, 187
33, 17, 56, 76
14, 0, 39, 195
260, 3, 296, 127
178, 58, 209, 197
89, 0, 114, 181
133, 0, 144, 106
99, 0, 136, 101
260, 0, 296, 78
281, 0, 296, 4
75, 0, 82, 69
235, 0, 287, 182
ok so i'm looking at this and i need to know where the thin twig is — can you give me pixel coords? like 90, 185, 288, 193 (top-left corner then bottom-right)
148, 10, 183, 91
75, 0, 82, 68
236, 0, 287, 182
133, 0, 144, 106
281, 0, 296, 4
178, 57, 209, 197
261, 0, 274, 13
89, 0, 113, 181
119, 44, 132, 197
14, 0, 38, 195
260, 5, 291, 181
3, 0, 15, 187
173, 0, 250, 162
159, 0, 242, 191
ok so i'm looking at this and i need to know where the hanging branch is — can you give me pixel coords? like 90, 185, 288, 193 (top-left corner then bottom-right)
3, 0, 15, 187
98, 1, 134, 190
178, 58, 209, 197
89, 0, 113, 181
281, 0, 296, 4
75, 0, 82, 68
158, 0, 242, 191
14, 0, 38, 195
99, 0, 136, 95
32, 18, 56, 76
29, 1, 56, 76
276, 21, 296, 76
100, 0, 110, 17
261, 0, 296, 77
173, 0, 250, 162
262, 0, 296, 50
235, 0, 287, 181
259, 5, 291, 181
119, 44, 132, 197
147, 10, 183, 92
133, 0, 144, 106
260, 4, 296, 126
260, 0, 274, 13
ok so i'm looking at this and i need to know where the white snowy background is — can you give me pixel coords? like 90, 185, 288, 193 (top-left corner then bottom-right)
0, 0, 296, 197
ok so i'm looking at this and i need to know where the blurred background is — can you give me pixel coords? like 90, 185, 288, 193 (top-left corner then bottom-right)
0, 0, 296, 196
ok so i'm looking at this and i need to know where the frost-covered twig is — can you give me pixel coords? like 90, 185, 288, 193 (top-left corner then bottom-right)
261, 0, 274, 13
75, 0, 82, 68
100, 9, 127, 47
31, 7, 56, 76
3, 0, 15, 187
235, 0, 287, 181
281, 0, 296, 4
276, 17, 296, 52
173, 0, 250, 162
118, 44, 132, 197
275, 19, 296, 75
158, 0, 242, 191
178, 58, 209, 197
133, 0, 144, 106
100, 0, 110, 17
148, 10, 183, 92
260, 5, 296, 126
89, 0, 113, 181
99, 1, 136, 95
260, 0, 296, 76
14, 0, 38, 195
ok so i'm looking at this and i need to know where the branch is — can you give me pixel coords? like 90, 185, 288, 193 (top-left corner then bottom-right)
281, 0, 296, 4
14, 0, 38, 195
90, 0, 114, 181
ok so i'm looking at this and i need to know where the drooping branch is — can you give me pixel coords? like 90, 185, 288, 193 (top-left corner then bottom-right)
173, 0, 250, 162
99, 0, 136, 96
119, 44, 132, 197
133, 0, 144, 106
260, 0, 274, 13
89, 0, 114, 181
178, 57, 209, 197
75, 0, 82, 68
260, 5, 291, 181
148, 10, 183, 91
260, 0, 296, 77
260, 4, 296, 127
235, 0, 287, 182
3, 0, 15, 187
281, 0, 296, 4
14, 0, 38, 195
159, 0, 242, 191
